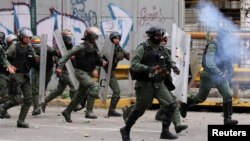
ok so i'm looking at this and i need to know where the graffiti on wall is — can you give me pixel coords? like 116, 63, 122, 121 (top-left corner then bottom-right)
101, 4, 133, 48
0, 2, 132, 48
71, 0, 97, 26
0, 2, 88, 47
138, 6, 165, 27
241, 0, 250, 28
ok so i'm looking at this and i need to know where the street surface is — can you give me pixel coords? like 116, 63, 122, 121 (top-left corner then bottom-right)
0, 106, 249, 141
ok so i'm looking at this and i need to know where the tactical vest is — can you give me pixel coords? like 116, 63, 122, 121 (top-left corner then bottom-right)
130, 42, 166, 81
112, 45, 125, 70
202, 43, 226, 73
74, 43, 100, 72
11, 44, 35, 73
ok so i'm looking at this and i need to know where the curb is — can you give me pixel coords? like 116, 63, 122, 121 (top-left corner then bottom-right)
47, 97, 160, 109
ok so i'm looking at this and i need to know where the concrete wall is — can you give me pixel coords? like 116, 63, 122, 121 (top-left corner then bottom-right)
0, 0, 184, 95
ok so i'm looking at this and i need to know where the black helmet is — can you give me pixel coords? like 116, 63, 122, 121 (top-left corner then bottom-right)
146, 26, 166, 38
109, 31, 121, 41
0, 31, 5, 44
61, 29, 73, 45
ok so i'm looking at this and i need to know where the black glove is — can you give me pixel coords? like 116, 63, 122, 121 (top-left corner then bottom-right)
148, 66, 156, 73
172, 66, 180, 75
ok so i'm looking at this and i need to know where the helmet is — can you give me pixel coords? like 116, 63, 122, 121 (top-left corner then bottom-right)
81, 27, 101, 42
6, 34, 17, 44
18, 27, 33, 39
61, 29, 73, 49
31, 36, 41, 47
0, 31, 5, 43
146, 26, 166, 38
109, 31, 121, 41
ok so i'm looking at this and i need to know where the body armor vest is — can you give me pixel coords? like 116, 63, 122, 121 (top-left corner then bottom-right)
74, 43, 100, 72
131, 42, 166, 81
11, 44, 35, 73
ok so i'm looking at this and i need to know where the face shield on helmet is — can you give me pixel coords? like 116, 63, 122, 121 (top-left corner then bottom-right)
0, 32, 5, 44
82, 27, 101, 43
146, 26, 166, 45
6, 34, 17, 45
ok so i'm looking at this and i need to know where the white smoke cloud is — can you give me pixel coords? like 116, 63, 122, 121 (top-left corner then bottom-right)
197, 0, 241, 62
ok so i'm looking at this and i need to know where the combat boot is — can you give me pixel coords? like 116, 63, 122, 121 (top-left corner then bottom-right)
0, 100, 17, 118
32, 95, 41, 116
85, 111, 97, 119
120, 127, 131, 141
175, 125, 188, 133
85, 96, 97, 119
108, 97, 122, 117
223, 101, 238, 125
41, 102, 46, 113
161, 103, 178, 139
17, 121, 29, 128
179, 97, 197, 118
0, 106, 7, 118
62, 110, 72, 123
2, 111, 11, 119
32, 108, 41, 116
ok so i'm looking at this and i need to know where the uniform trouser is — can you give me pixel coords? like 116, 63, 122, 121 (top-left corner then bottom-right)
125, 81, 175, 128
9, 73, 32, 122
32, 68, 53, 110
44, 71, 76, 104
190, 71, 232, 104
64, 69, 99, 113
109, 71, 121, 98
0, 74, 10, 104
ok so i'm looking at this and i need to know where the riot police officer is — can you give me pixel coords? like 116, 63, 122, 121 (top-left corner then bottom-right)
41, 29, 76, 113
57, 27, 106, 123
0, 27, 37, 128
120, 26, 178, 141
179, 30, 238, 125
5, 34, 18, 50
0, 33, 16, 119
105, 31, 130, 117
76, 32, 127, 119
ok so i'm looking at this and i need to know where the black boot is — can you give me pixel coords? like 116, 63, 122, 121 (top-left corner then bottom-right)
3, 111, 11, 119
32, 95, 41, 116
120, 126, 131, 141
179, 97, 196, 118
32, 109, 41, 116
223, 101, 238, 125
62, 110, 72, 123
122, 105, 135, 123
17, 120, 29, 128
161, 103, 178, 139
41, 102, 46, 113
0, 100, 18, 118
120, 109, 144, 141
155, 108, 163, 121
175, 125, 188, 133
108, 97, 122, 117
85, 96, 97, 119
74, 96, 87, 112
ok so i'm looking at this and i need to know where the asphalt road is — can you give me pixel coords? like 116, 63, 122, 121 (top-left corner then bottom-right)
0, 106, 249, 141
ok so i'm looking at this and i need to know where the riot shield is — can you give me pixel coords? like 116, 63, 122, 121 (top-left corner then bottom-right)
53, 30, 79, 90
171, 24, 191, 103
39, 34, 47, 103
98, 38, 115, 104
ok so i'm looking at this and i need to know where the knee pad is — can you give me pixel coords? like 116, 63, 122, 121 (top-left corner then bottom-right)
88, 85, 100, 98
